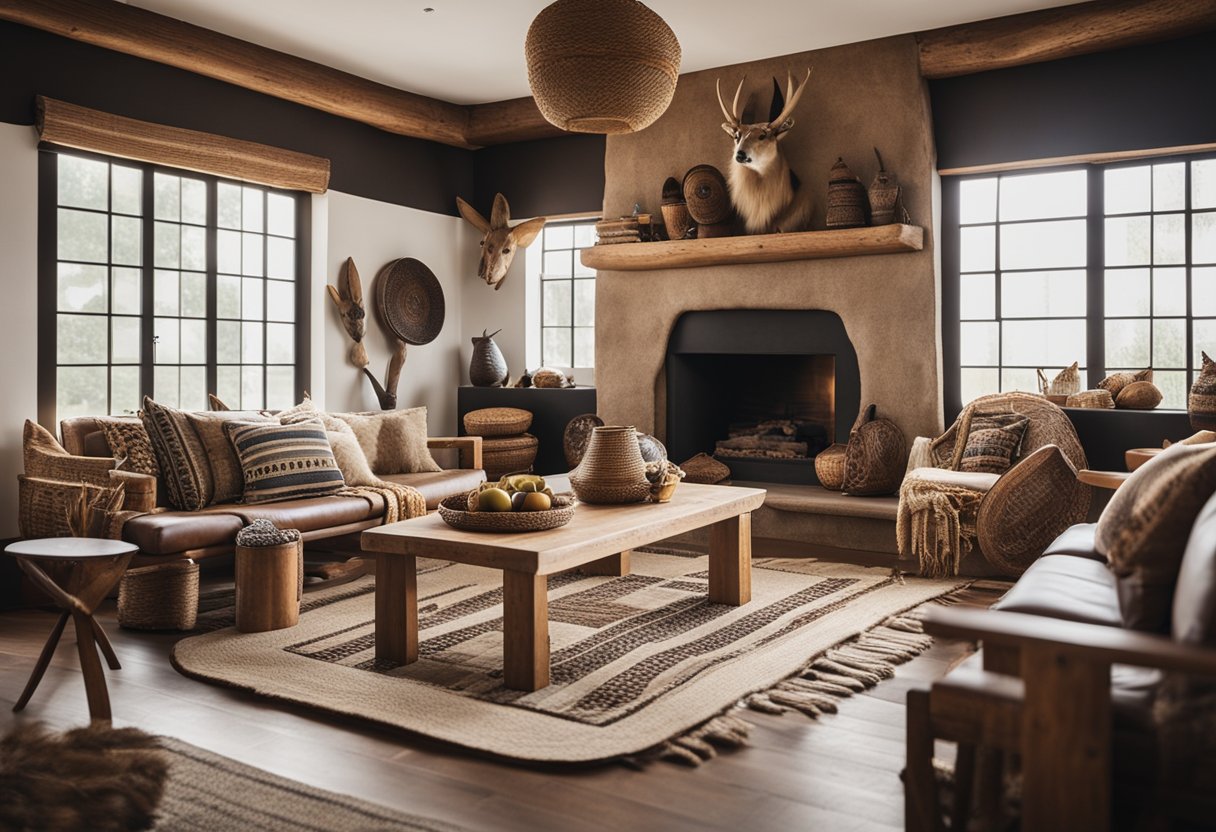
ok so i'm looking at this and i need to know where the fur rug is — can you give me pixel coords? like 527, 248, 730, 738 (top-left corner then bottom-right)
0, 722, 168, 832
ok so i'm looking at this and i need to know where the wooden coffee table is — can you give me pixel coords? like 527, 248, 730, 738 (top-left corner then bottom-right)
360, 482, 766, 691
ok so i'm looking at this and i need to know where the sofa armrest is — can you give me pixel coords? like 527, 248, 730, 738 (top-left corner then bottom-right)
428, 436, 482, 470
924, 606, 1216, 678
108, 469, 158, 513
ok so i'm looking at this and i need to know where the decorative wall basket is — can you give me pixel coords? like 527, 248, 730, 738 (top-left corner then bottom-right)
569, 425, 651, 504
525, 0, 681, 134
376, 258, 445, 346
683, 164, 732, 238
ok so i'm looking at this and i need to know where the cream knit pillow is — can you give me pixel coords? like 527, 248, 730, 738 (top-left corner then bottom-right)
332, 407, 441, 475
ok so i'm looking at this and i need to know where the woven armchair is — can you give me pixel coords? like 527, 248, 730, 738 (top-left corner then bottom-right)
897, 393, 1091, 577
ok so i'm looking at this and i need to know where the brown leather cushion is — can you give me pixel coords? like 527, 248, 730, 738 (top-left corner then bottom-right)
1096, 442, 1216, 633
993, 554, 1122, 627
379, 469, 488, 510
123, 511, 246, 556
213, 495, 382, 533
1041, 522, 1103, 561
1172, 491, 1216, 646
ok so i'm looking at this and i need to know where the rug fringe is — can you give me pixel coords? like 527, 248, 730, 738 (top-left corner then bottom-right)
632, 582, 1003, 768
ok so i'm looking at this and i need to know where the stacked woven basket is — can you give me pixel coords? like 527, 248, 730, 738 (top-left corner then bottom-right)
463, 408, 539, 480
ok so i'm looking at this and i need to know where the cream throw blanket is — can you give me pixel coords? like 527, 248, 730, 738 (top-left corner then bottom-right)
896, 475, 985, 578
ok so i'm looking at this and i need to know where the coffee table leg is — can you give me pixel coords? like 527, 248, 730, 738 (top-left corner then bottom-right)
72, 612, 111, 722
581, 550, 631, 576
13, 611, 70, 712
503, 571, 549, 691
709, 512, 752, 605
375, 554, 418, 665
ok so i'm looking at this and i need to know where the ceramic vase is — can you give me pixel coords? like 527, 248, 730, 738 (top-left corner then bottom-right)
469, 329, 508, 387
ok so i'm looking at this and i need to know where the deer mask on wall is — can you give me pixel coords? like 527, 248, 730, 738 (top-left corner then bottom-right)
717, 69, 813, 235
456, 193, 547, 291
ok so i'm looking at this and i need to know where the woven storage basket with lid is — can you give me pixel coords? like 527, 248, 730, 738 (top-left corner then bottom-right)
118, 560, 199, 631
814, 444, 847, 490
463, 407, 533, 437
482, 434, 540, 480
569, 426, 651, 504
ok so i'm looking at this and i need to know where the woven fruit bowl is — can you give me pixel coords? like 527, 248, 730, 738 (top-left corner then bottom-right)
437, 494, 576, 533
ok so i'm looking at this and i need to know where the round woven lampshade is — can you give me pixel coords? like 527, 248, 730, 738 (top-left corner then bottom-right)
525, 0, 681, 134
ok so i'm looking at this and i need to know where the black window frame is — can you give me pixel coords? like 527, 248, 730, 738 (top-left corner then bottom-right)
942, 149, 1216, 420
37, 144, 311, 427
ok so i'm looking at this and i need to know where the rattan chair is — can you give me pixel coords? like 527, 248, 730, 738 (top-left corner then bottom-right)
898, 392, 1091, 577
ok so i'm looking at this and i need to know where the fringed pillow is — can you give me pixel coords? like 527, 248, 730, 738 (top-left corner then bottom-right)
140, 398, 213, 511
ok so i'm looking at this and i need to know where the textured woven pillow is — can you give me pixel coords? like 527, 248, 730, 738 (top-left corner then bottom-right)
225, 419, 346, 504
958, 412, 1030, 474
1096, 442, 1216, 632
185, 411, 274, 504
326, 423, 379, 487
140, 397, 213, 511
94, 418, 159, 477
332, 407, 441, 475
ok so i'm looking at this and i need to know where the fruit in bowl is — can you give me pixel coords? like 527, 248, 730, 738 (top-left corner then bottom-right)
467, 475, 559, 512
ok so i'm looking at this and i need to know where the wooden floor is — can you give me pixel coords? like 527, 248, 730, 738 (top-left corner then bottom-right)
0, 579, 982, 832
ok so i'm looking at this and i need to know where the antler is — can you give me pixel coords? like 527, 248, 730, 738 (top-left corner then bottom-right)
715, 75, 746, 126
768, 68, 812, 130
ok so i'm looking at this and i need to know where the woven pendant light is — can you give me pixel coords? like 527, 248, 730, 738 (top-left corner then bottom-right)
525, 0, 681, 134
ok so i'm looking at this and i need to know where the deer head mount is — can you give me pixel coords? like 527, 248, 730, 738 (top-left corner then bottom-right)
717, 69, 813, 235
456, 193, 546, 291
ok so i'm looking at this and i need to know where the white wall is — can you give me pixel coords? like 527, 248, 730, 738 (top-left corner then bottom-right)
0, 123, 40, 538
457, 221, 528, 386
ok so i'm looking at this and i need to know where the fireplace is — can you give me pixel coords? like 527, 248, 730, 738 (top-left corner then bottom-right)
665, 310, 861, 485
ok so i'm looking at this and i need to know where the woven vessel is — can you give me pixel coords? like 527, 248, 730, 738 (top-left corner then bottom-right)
660, 202, 693, 241
1191, 351, 1216, 430
1098, 368, 1152, 398
1115, 380, 1163, 410
469, 330, 509, 387
1037, 362, 1080, 397
482, 434, 539, 480
814, 444, 848, 490
375, 258, 444, 346
118, 560, 199, 631
569, 426, 650, 504
826, 157, 868, 229
563, 413, 605, 469
680, 452, 730, 484
525, 0, 681, 134
867, 148, 900, 225
439, 494, 575, 533
683, 165, 732, 225
842, 406, 906, 496
463, 407, 533, 437
1066, 389, 1115, 409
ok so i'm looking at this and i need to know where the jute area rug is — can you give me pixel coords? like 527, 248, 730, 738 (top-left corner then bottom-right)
173, 549, 974, 764
156, 737, 465, 831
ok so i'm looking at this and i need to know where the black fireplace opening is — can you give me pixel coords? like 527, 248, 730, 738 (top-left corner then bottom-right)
665, 310, 860, 485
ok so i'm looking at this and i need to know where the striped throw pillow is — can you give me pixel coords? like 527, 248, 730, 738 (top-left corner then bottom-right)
225, 419, 346, 504
958, 412, 1030, 474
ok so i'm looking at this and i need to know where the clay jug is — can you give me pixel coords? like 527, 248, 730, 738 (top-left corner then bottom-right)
469, 329, 509, 387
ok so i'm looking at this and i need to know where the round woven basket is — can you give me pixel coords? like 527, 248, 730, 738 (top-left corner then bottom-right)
464, 407, 533, 437
814, 444, 847, 490
660, 202, 694, 241
438, 494, 575, 533
117, 560, 199, 631
683, 165, 732, 225
375, 258, 445, 346
563, 413, 604, 469
1066, 389, 1115, 409
680, 452, 730, 484
570, 426, 650, 504
482, 433, 540, 480
826, 157, 869, 229
525, 0, 681, 134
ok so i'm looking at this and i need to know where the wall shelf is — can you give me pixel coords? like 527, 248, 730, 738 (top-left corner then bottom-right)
580, 224, 924, 272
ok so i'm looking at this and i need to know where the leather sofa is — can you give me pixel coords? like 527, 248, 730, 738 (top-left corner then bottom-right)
906, 491, 1216, 830
58, 417, 486, 565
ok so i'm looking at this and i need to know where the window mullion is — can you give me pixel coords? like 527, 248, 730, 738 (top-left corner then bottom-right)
206, 179, 218, 399
140, 162, 155, 403
1186, 160, 1194, 392
1086, 165, 1105, 388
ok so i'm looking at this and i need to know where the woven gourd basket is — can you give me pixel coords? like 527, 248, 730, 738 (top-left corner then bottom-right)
118, 560, 199, 631
1115, 381, 1163, 410
1191, 352, 1216, 430
525, 0, 681, 134
463, 407, 533, 437
814, 444, 847, 490
826, 157, 869, 229
482, 434, 539, 480
842, 405, 906, 496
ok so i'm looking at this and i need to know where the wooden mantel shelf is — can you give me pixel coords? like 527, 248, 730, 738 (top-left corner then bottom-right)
580, 224, 924, 272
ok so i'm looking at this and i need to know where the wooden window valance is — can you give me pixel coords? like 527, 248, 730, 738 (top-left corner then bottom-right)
35, 96, 331, 193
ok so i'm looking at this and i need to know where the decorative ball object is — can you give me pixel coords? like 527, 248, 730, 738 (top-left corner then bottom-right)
1115, 380, 1163, 410
525, 0, 681, 134
1191, 351, 1216, 430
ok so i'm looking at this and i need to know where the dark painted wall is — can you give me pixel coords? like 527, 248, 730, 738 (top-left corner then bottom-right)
0, 21, 605, 218
931, 31, 1216, 171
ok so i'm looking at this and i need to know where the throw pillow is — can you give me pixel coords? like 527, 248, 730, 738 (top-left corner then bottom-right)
139, 398, 214, 511
95, 418, 159, 477
327, 424, 379, 487
276, 397, 318, 423
958, 412, 1030, 474
332, 407, 441, 475
22, 420, 117, 483
185, 411, 273, 504
1095, 442, 1216, 632
225, 418, 346, 503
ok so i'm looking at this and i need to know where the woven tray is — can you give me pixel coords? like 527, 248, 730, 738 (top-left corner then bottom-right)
438, 494, 575, 533
463, 407, 533, 437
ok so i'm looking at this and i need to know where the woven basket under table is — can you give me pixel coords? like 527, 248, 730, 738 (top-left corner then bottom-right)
482, 433, 540, 479
118, 559, 200, 631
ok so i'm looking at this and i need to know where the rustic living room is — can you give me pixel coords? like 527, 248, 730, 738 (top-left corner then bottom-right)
1, 0, 1215, 829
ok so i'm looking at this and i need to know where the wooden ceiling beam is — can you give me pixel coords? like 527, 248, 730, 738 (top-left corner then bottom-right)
467, 97, 566, 146
917, 0, 1216, 79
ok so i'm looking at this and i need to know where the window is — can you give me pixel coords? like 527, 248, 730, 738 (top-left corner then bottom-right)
537, 220, 598, 369
41, 149, 308, 423
947, 152, 1216, 411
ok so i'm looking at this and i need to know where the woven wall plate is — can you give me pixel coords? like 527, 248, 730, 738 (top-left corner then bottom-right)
563, 413, 604, 469
438, 494, 575, 533
375, 258, 445, 346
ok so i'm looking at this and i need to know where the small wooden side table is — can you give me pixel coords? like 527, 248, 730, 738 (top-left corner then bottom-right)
5, 537, 138, 722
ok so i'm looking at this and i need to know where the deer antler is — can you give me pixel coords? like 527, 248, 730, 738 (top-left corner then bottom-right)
768, 68, 812, 130
716, 75, 746, 126
361, 340, 407, 410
